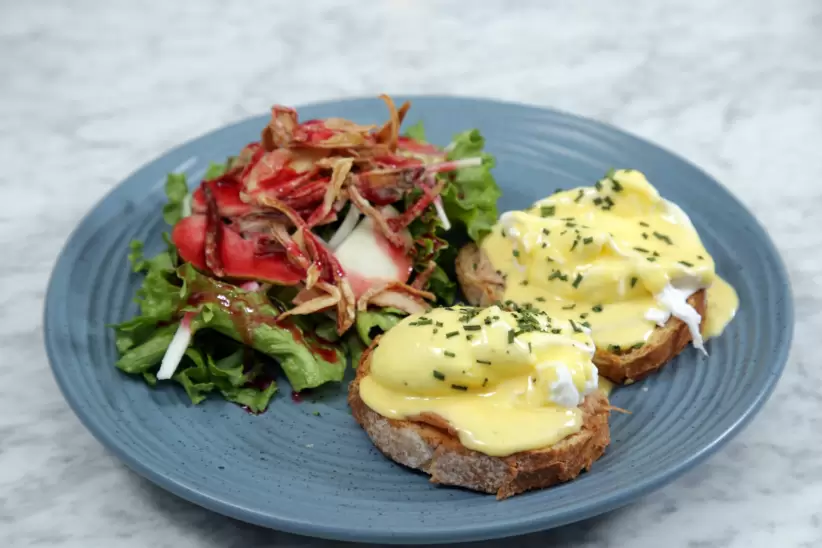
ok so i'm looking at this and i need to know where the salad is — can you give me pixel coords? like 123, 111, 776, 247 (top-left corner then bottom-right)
113, 95, 501, 412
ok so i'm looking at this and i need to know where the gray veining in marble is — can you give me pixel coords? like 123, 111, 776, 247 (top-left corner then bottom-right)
2, 0, 821, 546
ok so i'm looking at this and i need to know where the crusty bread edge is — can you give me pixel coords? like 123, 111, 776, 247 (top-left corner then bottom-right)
455, 243, 707, 385
348, 342, 611, 500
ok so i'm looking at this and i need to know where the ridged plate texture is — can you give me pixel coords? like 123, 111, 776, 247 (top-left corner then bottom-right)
44, 97, 793, 544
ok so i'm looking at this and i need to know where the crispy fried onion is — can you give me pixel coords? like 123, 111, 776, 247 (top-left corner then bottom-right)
411, 261, 438, 291
356, 281, 434, 315
257, 195, 356, 333
346, 184, 411, 250
187, 96, 459, 333
373, 95, 409, 151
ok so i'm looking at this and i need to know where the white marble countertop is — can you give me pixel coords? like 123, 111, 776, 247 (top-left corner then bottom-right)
3, 0, 821, 546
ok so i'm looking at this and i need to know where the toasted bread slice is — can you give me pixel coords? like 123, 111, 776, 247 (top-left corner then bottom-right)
455, 243, 707, 384
348, 342, 611, 499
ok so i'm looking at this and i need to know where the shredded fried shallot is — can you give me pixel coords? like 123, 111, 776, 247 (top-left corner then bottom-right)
179, 95, 458, 332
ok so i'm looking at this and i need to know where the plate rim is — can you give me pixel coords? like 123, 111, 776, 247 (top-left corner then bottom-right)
43, 95, 795, 544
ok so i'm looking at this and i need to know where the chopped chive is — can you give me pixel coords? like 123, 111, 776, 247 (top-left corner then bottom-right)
580, 321, 591, 328
435, 321, 444, 327
540, 205, 556, 217
698, 254, 705, 260
593, 197, 603, 205
445, 331, 459, 338
611, 179, 623, 192
433, 329, 438, 334
572, 273, 584, 288
608, 344, 622, 352
633, 246, 649, 253
528, 342, 532, 353
579, 312, 589, 319
570, 239, 579, 251
560, 230, 568, 236
451, 384, 468, 391
443, 351, 456, 358
549, 271, 563, 281
433, 370, 445, 381
631, 342, 644, 350
463, 325, 482, 331
482, 378, 489, 387
569, 319, 583, 333
466, 334, 474, 341
647, 257, 656, 262
559, 273, 569, 281
535, 297, 546, 302
551, 328, 562, 334
508, 330, 515, 344
592, 304, 603, 313
574, 189, 585, 203
652, 251, 660, 257
583, 236, 594, 245
595, 180, 603, 191
630, 276, 638, 288
541, 242, 547, 249
641, 232, 649, 239
542, 228, 550, 235
476, 359, 492, 365
512, 249, 520, 258
679, 260, 694, 267
639, 221, 650, 227
653, 231, 673, 245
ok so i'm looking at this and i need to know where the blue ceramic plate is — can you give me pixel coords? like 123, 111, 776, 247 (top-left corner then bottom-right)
44, 97, 793, 544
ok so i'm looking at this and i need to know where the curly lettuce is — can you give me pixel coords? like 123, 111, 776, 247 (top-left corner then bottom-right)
403, 123, 501, 304
113, 245, 346, 411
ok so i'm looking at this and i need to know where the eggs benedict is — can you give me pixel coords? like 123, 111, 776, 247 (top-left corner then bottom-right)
348, 304, 611, 499
456, 169, 739, 384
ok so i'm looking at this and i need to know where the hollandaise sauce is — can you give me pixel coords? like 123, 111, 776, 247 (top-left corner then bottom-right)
359, 305, 600, 457
480, 169, 739, 351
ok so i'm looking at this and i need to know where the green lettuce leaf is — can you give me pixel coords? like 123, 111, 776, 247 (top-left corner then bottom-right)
113, 239, 182, 354
171, 346, 278, 412
441, 130, 501, 242
204, 162, 227, 180
115, 324, 178, 373
179, 264, 346, 392
344, 331, 367, 367
355, 309, 406, 345
400, 123, 500, 303
114, 250, 346, 408
404, 120, 427, 142
162, 173, 189, 225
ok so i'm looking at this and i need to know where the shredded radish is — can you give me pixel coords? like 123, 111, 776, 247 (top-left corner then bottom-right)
157, 312, 195, 380
433, 197, 451, 230
425, 157, 483, 174
328, 205, 362, 249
